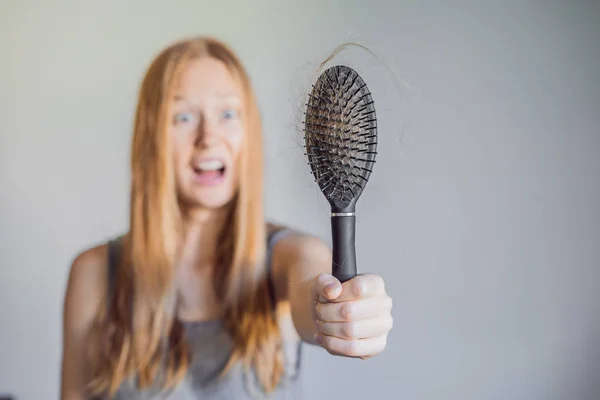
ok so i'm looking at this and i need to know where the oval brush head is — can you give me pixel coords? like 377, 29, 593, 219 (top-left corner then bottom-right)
303, 65, 378, 282
304, 65, 378, 214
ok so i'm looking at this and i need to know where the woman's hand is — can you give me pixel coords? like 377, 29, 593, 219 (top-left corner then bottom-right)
310, 273, 393, 359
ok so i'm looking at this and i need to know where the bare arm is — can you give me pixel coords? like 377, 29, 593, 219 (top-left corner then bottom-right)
61, 245, 107, 400
271, 232, 333, 344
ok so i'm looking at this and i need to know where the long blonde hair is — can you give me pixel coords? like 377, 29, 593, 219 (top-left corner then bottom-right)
87, 36, 284, 397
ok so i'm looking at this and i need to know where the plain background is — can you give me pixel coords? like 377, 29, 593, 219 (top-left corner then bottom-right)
1, 1, 599, 399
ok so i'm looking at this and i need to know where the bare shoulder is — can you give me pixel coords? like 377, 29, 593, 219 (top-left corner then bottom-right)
69, 243, 108, 284
61, 241, 110, 398
63, 242, 109, 333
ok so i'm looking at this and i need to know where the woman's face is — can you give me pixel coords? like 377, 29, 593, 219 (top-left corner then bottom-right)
169, 57, 244, 210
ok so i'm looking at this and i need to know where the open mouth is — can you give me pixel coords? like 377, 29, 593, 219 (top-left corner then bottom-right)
192, 159, 226, 184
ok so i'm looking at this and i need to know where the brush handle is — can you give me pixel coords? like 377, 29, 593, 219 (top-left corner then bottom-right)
331, 214, 357, 283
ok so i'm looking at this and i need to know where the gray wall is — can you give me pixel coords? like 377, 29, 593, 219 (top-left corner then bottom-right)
1, 1, 599, 399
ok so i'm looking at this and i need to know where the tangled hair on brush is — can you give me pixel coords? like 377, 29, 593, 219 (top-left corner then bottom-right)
288, 41, 413, 160
303, 64, 378, 211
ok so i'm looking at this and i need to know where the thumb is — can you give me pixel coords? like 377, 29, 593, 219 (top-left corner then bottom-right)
311, 273, 342, 302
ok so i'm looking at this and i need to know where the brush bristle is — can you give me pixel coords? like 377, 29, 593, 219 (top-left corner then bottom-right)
303, 65, 377, 211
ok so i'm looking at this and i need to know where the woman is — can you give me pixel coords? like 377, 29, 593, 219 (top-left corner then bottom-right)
61, 36, 393, 399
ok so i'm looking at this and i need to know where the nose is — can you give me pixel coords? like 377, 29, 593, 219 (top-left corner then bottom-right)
193, 114, 219, 148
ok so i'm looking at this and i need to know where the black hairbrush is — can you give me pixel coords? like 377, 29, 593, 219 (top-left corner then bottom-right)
303, 65, 377, 283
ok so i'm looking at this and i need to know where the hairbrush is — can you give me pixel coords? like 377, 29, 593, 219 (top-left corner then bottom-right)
303, 65, 377, 283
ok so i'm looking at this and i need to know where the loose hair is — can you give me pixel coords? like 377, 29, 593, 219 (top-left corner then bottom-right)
86, 36, 284, 398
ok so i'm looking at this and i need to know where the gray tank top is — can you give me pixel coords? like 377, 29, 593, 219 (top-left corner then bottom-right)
104, 228, 304, 399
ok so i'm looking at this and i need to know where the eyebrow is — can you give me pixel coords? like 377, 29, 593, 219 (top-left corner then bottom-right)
172, 92, 239, 102
172, 94, 189, 104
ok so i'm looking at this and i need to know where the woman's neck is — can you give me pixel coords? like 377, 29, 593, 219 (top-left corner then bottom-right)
179, 206, 229, 269
175, 206, 230, 322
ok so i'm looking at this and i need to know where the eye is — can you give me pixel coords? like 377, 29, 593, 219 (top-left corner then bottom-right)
173, 112, 196, 125
222, 109, 239, 120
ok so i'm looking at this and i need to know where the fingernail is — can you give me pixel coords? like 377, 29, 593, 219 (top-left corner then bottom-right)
324, 283, 338, 296
314, 333, 323, 344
